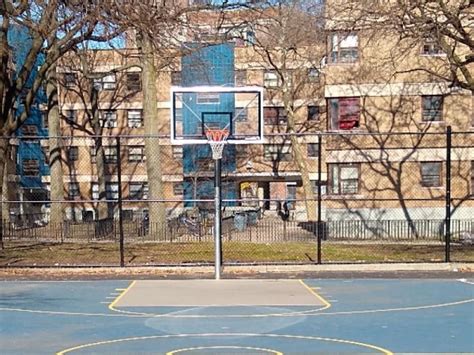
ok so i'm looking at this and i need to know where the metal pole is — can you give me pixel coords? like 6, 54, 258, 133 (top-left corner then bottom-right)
445, 126, 452, 263
214, 158, 222, 280
116, 137, 125, 267
317, 134, 323, 264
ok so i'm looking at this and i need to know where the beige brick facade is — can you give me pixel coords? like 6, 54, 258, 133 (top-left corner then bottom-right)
53, 2, 473, 221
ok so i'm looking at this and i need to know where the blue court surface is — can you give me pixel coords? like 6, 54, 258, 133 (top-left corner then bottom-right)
0, 278, 473, 354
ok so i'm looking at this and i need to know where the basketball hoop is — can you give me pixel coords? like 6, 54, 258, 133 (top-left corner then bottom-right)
206, 128, 229, 160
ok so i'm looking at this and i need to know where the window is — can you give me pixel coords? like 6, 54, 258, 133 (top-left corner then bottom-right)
93, 74, 116, 91
90, 146, 97, 163
64, 109, 76, 123
286, 183, 297, 210
91, 183, 99, 199
263, 71, 279, 88
172, 146, 183, 159
68, 182, 80, 198
129, 182, 148, 200
196, 92, 220, 104
264, 144, 292, 161
235, 70, 247, 86
173, 183, 184, 196
328, 97, 360, 130
100, 110, 117, 128
82, 210, 95, 222
195, 30, 215, 42
234, 107, 248, 121
104, 146, 118, 164
67, 146, 79, 161
126, 72, 141, 91
106, 182, 119, 200
422, 95, 443, 121
23, 159, 40, 176
219, 26, 255, 47
64, 73, 77, 88
21, 125, 38, 140
264, 107, 287, 125
171, 71, 182, 85
420, 162, 442, 187
329, 164, 359, 194
307, 105, 320, 121
307, 143, 319, 158
422, 37, 443, 55
329, 33, 359, 63
128, 146, 145, 162
246, 30, 256, 45
127, 110, 143, 128
307, 68, 320, 82
312, 180, 327, 195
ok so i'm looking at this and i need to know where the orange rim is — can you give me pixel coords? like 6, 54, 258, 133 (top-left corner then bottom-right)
205, 129, 229, 142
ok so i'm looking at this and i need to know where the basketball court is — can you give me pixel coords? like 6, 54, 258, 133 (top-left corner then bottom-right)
2, 62, 473, 355
0, 277, 473, 354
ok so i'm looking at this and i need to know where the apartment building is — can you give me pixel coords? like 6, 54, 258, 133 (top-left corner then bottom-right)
321, 0, 473, 222
53, 1, 472, 222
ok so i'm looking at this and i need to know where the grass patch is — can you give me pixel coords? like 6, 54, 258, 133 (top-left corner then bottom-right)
0, 241, 472, 266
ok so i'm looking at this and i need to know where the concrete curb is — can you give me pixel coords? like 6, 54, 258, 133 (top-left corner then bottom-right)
225, 262, 473, 273
0, 263, 472, 279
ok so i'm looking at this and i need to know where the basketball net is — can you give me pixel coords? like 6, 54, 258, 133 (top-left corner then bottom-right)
206, 128, 229, 160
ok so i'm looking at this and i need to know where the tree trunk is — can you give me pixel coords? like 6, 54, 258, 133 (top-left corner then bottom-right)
284, 95, 317, 221
90, 85, 112, 221
0, 137, 8, 249
46, 65, 65, 226
2, 144, 11, 223
289, 133, 317, 221
140, 32, 166, 238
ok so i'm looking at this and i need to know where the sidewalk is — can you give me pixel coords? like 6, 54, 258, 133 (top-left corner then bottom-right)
0, 262, 472, 280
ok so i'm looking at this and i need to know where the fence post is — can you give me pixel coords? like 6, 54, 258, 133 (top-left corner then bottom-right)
445, 126, 452, 262
116, 136, 125, 267
317, 134, 323, 264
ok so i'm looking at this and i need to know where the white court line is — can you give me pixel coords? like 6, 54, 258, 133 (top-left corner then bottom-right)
56, 332, 393, 355
458, 278, 474, 285
0, 298, 472, 319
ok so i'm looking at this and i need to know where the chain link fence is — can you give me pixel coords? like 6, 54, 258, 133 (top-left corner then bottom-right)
1, 130, 473, 266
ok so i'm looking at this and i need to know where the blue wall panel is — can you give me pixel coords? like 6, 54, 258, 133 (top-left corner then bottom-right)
9, 25, 49, 189
181, 43, 237, 205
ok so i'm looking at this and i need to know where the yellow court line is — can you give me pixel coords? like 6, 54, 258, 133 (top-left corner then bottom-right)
299, 280, 331, 311
56, 332, 392, 355
108, 281, 136, 313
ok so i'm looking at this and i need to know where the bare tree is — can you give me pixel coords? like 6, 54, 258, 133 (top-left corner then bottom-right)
326, 0, 473, 92
245, 0, 326, 221
0, 1, 120, 247
100, 1, 241, 236
46, 63, 64, 226
56, 48, 142, 226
